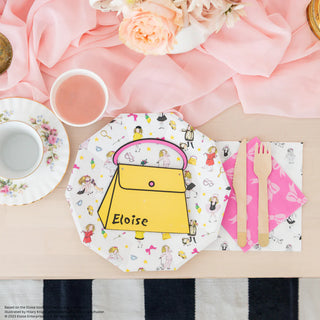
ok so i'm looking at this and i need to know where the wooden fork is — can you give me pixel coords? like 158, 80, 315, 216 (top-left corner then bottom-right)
253, 142, 272, 247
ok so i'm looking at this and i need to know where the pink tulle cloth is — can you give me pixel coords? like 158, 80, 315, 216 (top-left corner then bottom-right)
0, 0, 319, 127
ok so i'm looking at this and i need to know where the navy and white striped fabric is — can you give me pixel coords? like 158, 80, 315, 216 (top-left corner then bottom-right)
0, 278, 316, 319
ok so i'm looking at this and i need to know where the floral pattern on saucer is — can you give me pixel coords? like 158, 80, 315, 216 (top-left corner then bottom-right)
0, 98, 70, 206
0, 110, 12, 123
0, 179, 28, 197
30, 116, 63, 170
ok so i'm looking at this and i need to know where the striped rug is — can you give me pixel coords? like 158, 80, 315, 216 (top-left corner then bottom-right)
0, 278, 317, 319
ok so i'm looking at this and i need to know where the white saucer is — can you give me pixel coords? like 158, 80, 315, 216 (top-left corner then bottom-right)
0, 98, 70, 206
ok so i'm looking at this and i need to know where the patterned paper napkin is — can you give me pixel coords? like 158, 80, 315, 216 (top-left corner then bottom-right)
219, 137, 307, 252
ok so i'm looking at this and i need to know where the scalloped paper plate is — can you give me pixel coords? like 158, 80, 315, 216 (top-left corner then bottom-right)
66, 113, 230, 272
0, 98, 70, 206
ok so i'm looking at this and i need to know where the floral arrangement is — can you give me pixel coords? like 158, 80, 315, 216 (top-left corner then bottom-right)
30, 116, 62, 169
92, 0, 245, 55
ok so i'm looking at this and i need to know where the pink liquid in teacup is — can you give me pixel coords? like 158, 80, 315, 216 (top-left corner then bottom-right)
55, 75, 106, 125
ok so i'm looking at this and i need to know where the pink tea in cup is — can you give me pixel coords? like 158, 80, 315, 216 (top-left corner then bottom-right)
51, 70, 108, 127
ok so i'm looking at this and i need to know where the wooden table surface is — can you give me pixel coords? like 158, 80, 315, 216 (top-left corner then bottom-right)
0, 104, 319, 279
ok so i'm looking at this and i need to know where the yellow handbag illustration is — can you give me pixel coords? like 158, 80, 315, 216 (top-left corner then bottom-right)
188, 156, 197, 165
98, 138, 190, 234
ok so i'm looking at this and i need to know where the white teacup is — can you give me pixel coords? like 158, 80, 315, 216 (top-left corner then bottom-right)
50, 69, 108, 127
0, 121, 43, 180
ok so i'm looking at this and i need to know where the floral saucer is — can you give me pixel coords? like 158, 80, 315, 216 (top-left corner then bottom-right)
0, 98, 70, 206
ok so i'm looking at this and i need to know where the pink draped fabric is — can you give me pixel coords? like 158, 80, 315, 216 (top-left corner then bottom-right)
0, 0, 319, 127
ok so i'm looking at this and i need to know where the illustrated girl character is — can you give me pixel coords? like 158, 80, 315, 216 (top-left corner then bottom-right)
169, 120, 176, 130
159, 245, 173, 270
204, 146, 217, 171
221, 242, 228, 251
77, 175, 103, 195
158, 149, 170, 167
157, 113, 167, 129
87, 205, 94, 216
222, 145, 230, 158
182, 125, 194, 148
184, 171, 197, 199
285, 148, 295, 164
188, 220, 198, 243
182, 237, 191, 246
206, 195, 221, 222
135, 231, 145, 248
104, 151, 115, 176
179, 142, 188, 151
133, 126, 143, 152
287, 215, 296, 228
108, 246, 123, 264
82, 224, 95, 246
133, 126, 143, 140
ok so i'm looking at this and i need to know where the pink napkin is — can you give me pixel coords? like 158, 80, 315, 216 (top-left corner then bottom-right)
221, 137, 307, 252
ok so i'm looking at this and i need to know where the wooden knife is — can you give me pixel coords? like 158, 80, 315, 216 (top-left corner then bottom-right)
233, 139, 247, 248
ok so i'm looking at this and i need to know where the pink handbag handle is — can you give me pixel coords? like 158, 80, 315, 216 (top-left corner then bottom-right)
113, 138, 188, 170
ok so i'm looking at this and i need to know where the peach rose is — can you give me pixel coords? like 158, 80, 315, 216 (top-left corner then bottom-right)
119, 0, 183, 55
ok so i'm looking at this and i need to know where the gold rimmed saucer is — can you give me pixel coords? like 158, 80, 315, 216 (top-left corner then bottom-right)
307, 0, 320, 40
0, 33, 13, 75
0, 98, 70, 206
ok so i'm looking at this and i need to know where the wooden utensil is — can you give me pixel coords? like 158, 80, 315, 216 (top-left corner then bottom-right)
233, 139, 247, 248
253, 142, 272, 247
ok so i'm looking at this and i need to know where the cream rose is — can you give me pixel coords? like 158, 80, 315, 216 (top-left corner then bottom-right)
119, 0, 183, 55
